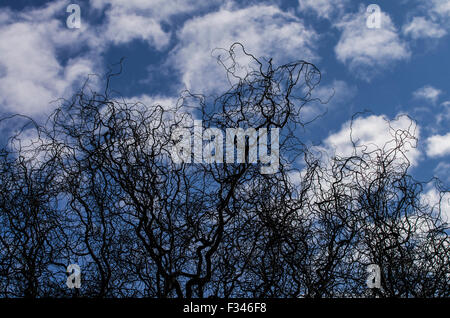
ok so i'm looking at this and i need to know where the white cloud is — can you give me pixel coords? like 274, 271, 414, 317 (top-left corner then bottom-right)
426, 133, 450, 158
0, 0, 215, 117
437, 101, 450, 124
402, 1, 450, 42
90, 0, 220, 49
0, 1, 99, 116
323, 114, 421, 166
421, 186, 450, 223
169, 4, 319, 94
312, 80, 356, 104
8, 127, 48, 168
403, 16, 447, 39
90, 0, 217, 20
301, 80, 356, 121
299, 115, 421, 211
434, 162, 450, 183
413, 85, 442, 104
298, 0, 349, 20
102, 9, 170, 49
334, 6, 410, 80
428, 0, 450, 19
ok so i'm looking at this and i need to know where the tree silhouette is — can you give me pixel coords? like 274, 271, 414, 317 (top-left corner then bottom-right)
0, 44, 448, 298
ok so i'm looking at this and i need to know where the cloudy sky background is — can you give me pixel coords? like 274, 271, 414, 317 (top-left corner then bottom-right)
1, 0, 450, 190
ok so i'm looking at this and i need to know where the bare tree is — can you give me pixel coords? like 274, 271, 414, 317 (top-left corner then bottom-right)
0, 44, 448, 298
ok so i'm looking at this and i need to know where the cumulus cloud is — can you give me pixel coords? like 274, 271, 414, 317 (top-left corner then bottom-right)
312, 80, 356, 104
301, 80, 356, 121
434, 162, 450, 183
102, 9, 170, 49
402, 0, 450, 41
437, 101, 450, 124
421, 186, 450, 223
426, 133, 450, 158
0, 0, 99, 116
323, 114, 421, 166
294, 115, 421, 202
0, 0, 202, 116
169, 4, 319, 94
298, 0, 349, 20
90, 0, 220, 49
428, 0, 450, 19
413, 85, 442, 104
403, 16, 447, 39
334, 6, 410, 80
8, 127, 49, 168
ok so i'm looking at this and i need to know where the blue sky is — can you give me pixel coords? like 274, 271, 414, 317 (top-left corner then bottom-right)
1, 0, 450, 187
